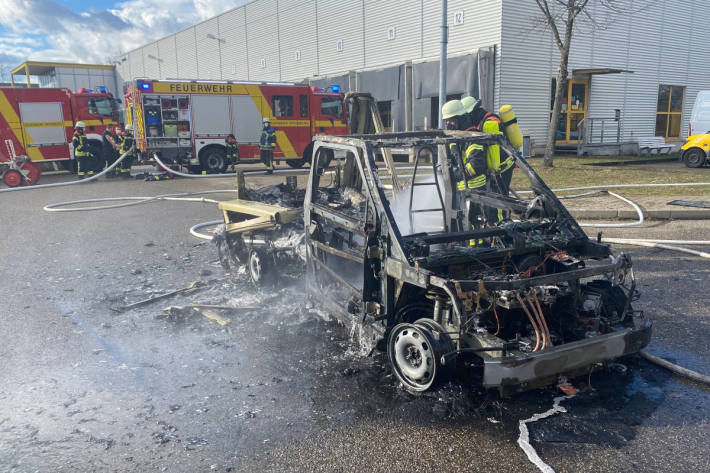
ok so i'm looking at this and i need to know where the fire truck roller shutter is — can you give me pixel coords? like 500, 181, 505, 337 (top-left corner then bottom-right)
18, 102, 67, 160
192, 95, 231, 173
231, 95, 263, 144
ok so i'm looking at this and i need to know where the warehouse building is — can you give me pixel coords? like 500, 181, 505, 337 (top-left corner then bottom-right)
110, 0, 709, 150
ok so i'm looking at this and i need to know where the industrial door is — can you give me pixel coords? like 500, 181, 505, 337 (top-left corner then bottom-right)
551, 77, 589, 145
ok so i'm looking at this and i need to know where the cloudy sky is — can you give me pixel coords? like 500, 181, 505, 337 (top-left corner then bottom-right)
0, 0, 246, 80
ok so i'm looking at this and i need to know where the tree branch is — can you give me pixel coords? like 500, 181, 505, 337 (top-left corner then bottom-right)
535, 0, 565, 51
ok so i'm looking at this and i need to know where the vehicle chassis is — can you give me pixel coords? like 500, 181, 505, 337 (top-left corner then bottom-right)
303, 130, 651, 396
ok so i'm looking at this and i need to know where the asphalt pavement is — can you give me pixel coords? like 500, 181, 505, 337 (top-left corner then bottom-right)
1, 168, 709, 473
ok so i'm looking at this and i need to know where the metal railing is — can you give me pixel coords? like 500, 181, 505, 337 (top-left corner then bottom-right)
576, 116, 622, 155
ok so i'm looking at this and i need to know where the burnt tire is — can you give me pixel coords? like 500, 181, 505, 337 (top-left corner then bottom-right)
388, 322, 448, 392
248, 248, 272, 286
684, 148, 706, 168
199, 147, 227, 174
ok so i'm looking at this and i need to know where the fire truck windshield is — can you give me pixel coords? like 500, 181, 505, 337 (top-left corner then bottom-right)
87, 98, 114, 117
320, 97, 343, 119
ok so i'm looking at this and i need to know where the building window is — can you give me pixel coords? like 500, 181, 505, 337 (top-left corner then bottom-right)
377, 101, 392, 130
272, 95, 294, 117
656, 84, 684, 138
300, 95, 308, 118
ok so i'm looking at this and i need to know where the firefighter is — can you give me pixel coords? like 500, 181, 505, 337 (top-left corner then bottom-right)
464, 96, 515, 202
442, 100, 487, 244
117, 129, 136, 178
102, 125, 121, 177
72, 121, 95, 180
259, 117, 276, 174
225, 134, 239, 169
441, 100, 487, 192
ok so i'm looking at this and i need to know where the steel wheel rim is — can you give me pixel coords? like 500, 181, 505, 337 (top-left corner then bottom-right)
687, 150, 703, 165
391, 325, 435, 389
207, 153, 223, 169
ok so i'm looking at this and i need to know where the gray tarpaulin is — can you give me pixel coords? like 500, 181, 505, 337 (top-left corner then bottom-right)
357, 65, 402, 101
412, 47, 495, 109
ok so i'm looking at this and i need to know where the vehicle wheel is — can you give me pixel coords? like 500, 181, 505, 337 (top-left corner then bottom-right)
19, 161, 42, 186
61, 159, 77, 174
248, 249, 272, 285
199, 147, 227, 174
684, 148, 706, 168
413, 318, 456, 376
388, 322, 445, 392
3, 169, 23, 187
286, 158, 306, 169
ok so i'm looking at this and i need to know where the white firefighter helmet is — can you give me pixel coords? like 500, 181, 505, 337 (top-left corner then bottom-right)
441, 100, 465, 120
461, 96, 480, 114
75, 121, 86, 129
263, 117, 271, 124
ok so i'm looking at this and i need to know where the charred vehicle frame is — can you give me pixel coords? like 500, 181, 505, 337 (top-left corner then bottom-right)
303, 130, 651, 396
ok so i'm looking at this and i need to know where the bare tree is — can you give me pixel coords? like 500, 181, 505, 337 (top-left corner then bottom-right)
535, 0, 591, 167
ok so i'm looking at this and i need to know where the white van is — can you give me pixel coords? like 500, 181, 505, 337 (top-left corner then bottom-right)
689, 90, 710, 136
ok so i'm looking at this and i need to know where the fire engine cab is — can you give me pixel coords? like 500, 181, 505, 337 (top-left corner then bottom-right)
0, 87, 118, 185
125, 79, 347, 173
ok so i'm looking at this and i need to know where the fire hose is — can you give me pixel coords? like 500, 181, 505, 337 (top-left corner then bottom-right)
0, 148, 136, 193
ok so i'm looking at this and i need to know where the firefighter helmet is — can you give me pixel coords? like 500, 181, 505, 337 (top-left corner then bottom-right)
461, 96, 480, 114
263, 117, 271, 124
441, 100, 465, 120
75, 121, 86, 129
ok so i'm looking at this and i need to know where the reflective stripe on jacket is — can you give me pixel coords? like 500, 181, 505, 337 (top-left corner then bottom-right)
259, 127, 276, 150
120, 136, 135, 156
72, 132, 91, 157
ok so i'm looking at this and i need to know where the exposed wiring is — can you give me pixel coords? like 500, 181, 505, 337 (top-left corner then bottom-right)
517, 293, 541, 352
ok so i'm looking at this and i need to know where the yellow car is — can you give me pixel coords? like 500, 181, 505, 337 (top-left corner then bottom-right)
680, 133, 710, 168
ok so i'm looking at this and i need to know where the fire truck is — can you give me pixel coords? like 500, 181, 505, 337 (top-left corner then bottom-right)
0, 87, 119, 186
124, 79, 347, 173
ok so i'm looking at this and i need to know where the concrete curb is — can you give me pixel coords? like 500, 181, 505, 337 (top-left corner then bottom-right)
569, 209, 710, 220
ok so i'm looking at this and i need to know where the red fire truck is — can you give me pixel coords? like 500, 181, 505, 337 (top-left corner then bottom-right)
0, 87, 119, 186
124, 79, 347, 173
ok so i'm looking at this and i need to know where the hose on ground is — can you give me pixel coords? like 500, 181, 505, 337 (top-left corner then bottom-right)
0, 148, 134, 193
640, 349, 710, 385
190, 220, 223, 240
559, 190, 645, 228
152, 153, 309, 178
43, 190, 236, 212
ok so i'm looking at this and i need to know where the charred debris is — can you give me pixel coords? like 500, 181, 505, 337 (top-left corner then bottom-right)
215, 130, 652, 396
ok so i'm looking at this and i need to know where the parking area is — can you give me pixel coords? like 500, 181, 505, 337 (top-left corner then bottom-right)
0, 168, 708, 472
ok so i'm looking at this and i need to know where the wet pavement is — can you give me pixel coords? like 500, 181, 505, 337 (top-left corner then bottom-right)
1, 169, 709, 472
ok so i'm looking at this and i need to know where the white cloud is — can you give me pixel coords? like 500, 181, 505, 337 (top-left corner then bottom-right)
0, 0, 247, 67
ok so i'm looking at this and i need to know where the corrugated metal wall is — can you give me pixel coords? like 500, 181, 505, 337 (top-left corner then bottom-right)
218, 9, 248, 80
175, 28, 198, 79
195, 18, 222, 79
115, 0, 502, 95
246, 0, 280, 80
279, 0, 318, 80
500, 0, 710, 144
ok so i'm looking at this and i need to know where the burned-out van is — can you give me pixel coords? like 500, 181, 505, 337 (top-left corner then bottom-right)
303, 130, 651, 396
